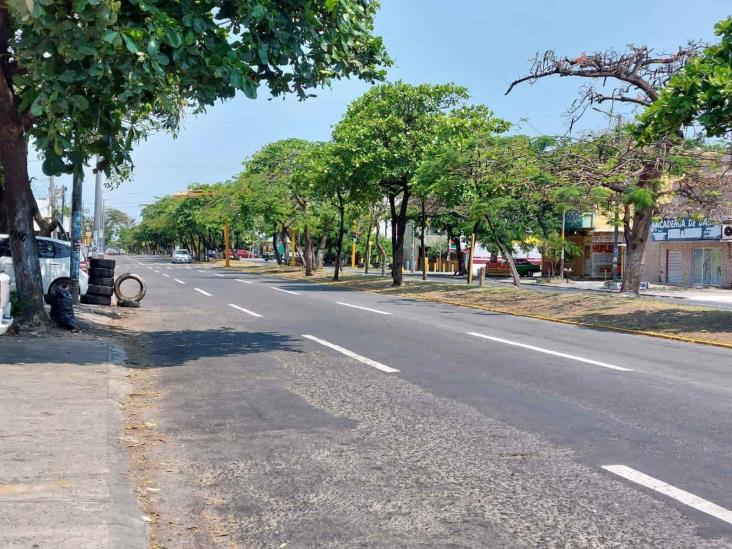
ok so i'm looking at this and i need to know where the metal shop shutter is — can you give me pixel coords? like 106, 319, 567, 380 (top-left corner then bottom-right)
666, 249, 684, 283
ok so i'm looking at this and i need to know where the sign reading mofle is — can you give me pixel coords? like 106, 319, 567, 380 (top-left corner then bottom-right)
651, 219, 721, 241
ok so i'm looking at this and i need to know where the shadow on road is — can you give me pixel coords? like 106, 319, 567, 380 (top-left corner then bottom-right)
124, 328, 302, 368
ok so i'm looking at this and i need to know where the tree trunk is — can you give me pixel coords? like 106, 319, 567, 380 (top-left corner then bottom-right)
375, 216, 385, 277
314, 220, 329, 270
420, 198, 427, 281
621, 164, 658, 294
485, 214, 521, 287
622, 207, 653, 294
272, 232, 283, 264
333, 193, 345, 281
452, 237, 467, 276
303, 224, 314, 276
0, 120, 46, 323
389, 189, 410, 287
280, 227, 290, 265
364, 211, 374, 275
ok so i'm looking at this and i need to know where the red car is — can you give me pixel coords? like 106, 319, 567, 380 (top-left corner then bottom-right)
235, 249, 258, 258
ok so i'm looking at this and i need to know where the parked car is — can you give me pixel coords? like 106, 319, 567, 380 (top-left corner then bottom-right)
480, 257, 542, 277
172, 249, 193, 264
106, 248, 120, 255
0, 235, 89, 302
262, 252, 274, 261
235, 249, 258, 258
513, 258, 542, 277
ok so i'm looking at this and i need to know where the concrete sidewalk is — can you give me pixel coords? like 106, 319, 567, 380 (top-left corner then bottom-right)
0, 337, 146, 549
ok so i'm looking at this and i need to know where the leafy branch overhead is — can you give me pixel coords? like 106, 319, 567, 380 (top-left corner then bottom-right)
4, 0, 391, 176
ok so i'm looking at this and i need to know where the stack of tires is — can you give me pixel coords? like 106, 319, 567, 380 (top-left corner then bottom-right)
81, 258, 116, 306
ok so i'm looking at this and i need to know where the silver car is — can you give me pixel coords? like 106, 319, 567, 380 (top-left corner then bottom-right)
172, 249, 193, 264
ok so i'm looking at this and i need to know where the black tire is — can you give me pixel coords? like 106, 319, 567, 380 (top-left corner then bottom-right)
46, 278, 71, 304
90, 258, 116, 270
87, 284, 114, 297
114, 273, 147, 302
89, 277, 114, 287
117, 298, 140, 308
80, 294, 112, 306
89, 267, 114, 278
525, 271, 534, 277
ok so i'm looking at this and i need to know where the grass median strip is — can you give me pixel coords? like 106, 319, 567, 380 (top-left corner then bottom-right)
208, 262, 732, 349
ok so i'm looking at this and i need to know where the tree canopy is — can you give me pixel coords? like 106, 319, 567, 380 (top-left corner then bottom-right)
637, 17, 732, 139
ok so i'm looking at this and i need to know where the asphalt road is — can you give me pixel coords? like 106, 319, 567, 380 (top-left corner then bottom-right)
120, 255, 732, 548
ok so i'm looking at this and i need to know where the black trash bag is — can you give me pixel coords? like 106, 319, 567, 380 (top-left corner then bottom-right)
50, 287, 77, 330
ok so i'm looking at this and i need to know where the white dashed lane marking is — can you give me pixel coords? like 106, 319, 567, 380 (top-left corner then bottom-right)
603, 465, 732, 526
194, 288, 212, 296
228, 304, 263, 318
336, 302, 391, 315
270, 287, 300, 295
302, 335, 399, 373
468, 332, 632, 372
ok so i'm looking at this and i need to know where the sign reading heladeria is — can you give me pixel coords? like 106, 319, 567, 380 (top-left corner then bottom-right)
651, 218, 721, 241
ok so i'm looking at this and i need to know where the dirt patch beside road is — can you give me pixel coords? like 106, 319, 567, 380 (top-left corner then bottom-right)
213, 261, 732, 347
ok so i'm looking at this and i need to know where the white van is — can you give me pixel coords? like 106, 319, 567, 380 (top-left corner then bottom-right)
0, 235, 89, 302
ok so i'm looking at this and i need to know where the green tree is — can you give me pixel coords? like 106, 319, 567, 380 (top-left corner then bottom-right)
638, 17, 732, 138
244, 139, 317, 270
0, 0, 389, 322
103, 207, 135, 246
333, 82, 469, 286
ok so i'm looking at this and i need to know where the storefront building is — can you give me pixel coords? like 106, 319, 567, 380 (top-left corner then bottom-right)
562, 212, 624, 279
642, 218, 732, 288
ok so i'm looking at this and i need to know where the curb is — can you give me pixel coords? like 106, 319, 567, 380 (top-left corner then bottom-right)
222, 265, 732, 351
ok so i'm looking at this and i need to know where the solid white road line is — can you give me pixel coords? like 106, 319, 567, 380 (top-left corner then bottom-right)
467, 332, 632, 372
236, 278, 253, 284
270, 287, 300, 295
302, 335, 399, 373
602, 465, 732, 526
194, 287, 212, 296
336, 301, 391, 315
228, 304, 262, 318
174, 279, 185, 285
162, 274, 170, 278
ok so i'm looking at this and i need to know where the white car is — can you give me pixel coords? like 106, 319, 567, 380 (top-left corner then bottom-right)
0, 235, 89, 302
172, 249, 193, 264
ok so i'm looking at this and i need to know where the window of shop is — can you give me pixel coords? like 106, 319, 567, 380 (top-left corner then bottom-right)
691, 248, 722, 286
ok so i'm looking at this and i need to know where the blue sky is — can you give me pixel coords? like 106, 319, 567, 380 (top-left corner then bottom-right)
30, 0, 732, 220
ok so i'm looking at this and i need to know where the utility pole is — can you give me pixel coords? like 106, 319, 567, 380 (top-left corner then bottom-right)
59, 186, 67, 235
467, 233, 476, 285
70, 168, 84, 303
612, 196, 620, 283
93, 156, 105, 254
351, 234, 357, 269
48, 176, 56, 225
223, 222, 231, 268
559, 209, 566, 282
